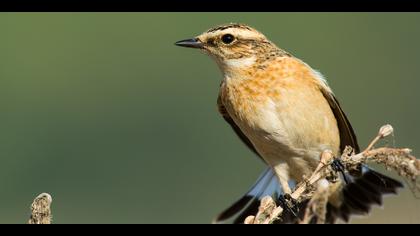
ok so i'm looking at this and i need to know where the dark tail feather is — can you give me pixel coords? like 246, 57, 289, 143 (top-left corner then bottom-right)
214, 168, 306, 224
213, 168, 275, 223
326, 165, 403, 223
214, 166, 403, 224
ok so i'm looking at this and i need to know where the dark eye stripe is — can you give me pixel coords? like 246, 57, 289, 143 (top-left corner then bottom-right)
207, 38, 215, 46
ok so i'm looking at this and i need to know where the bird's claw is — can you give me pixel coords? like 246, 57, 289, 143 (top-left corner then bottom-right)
331, 159, 350, 184
278, 193, 299, 219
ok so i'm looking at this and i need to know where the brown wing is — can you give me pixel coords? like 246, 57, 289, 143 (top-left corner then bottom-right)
319, 87, 404, 224
217, 95, 264, 160
320, 89, 360, 153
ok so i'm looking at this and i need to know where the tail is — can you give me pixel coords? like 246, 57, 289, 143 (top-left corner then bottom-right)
213, 168, 301, 224
213, 168, 281, 224
213, 166, 403, 224
325, 165, 403, 223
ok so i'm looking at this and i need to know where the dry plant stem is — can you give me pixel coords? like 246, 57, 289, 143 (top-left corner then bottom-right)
244, 215, 256, 224
244, 124, 420, 224
363, 124, 394, 153
254, 196, 276, 224
364, 148, 420, 180
245, 151, 336, 224
293, 123, 398, 201
300, 180, 330, 224
28, 193, 52, 224
364, 135, 381, 153
244, 196, 284, 224
290, 151, 334, 200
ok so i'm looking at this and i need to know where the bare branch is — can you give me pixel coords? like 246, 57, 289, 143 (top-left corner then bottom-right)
244, 196, 284, 224
300, 179, 330, 224
244, 124, 420, 224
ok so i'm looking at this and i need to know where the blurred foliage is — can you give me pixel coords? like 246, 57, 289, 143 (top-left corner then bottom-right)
0, 13, 419, 223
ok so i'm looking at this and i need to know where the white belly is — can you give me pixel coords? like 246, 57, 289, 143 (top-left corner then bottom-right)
236, 104, 320, 181
224, 95, 339, 182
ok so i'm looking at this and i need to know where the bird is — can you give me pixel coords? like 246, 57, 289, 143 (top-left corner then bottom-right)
175, 23, 403, 224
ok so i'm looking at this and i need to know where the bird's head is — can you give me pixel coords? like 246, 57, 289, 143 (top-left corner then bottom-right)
175, 23, 288, 72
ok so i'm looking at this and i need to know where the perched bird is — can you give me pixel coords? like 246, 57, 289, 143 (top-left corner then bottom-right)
175, 23, 403, 224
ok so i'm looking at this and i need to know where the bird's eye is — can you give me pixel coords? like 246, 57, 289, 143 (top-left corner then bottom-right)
221, 34, 235, 44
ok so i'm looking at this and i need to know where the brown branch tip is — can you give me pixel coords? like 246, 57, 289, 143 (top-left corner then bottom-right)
28, 193, 52, 224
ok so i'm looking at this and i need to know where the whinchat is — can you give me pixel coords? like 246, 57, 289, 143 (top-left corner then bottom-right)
175, 23, 402, 224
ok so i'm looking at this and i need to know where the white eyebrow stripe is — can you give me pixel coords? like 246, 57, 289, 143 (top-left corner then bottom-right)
204, 28, 263, 41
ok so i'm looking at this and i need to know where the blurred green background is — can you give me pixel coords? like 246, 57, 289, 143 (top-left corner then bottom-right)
0, 13, 419, 224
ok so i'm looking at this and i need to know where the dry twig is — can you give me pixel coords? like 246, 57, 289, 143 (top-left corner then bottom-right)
28, 193, 53, 224
300, 179, 330, 224
244, 124, 420, 224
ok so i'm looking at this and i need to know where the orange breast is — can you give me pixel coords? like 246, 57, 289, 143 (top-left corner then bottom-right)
221, 58, 313, 119
220, 57, 340, 157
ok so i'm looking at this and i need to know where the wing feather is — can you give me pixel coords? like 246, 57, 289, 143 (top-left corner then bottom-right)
319, 88, 360, 153
217, 95, 263, 159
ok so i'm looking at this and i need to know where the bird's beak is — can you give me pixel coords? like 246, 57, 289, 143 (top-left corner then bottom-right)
174, 38, 204, 49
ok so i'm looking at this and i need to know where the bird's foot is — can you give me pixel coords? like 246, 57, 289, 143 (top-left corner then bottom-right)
331, 159, 350, 184
278, 193, 300, 220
